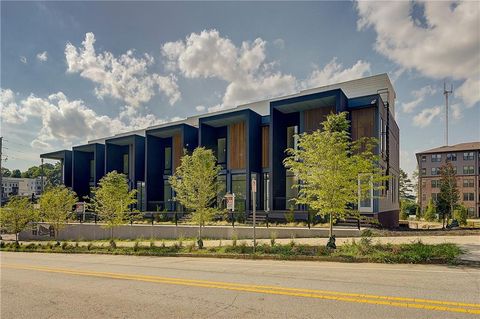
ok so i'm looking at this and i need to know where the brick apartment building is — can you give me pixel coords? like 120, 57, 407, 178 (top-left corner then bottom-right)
416, 142, 480, 218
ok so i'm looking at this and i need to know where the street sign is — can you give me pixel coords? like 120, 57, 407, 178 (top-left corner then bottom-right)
75, 202, 86, 213
225, 193, 235, 211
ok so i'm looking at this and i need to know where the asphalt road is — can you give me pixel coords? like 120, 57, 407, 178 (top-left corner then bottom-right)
1, 252, 479, 319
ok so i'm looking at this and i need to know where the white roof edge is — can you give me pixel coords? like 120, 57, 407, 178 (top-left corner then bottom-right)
87, 73, 395, 145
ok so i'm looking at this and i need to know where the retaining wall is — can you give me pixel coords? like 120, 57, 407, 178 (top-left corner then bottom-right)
19, 223, 361, 241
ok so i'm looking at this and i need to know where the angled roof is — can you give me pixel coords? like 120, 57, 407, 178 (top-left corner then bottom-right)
417, 142, 480, 155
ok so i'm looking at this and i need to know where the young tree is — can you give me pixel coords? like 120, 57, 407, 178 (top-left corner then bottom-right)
423, 198, 437, 222
169, 147, 221, 248
283, 112, 387, 243
90, 171, 137, 240
0, 196, 37, 243
40, 186, 78, 240
11, 169, 21, 178
399, 169, 415, 201
437, 161, 459, 229
453, 205, 468, 226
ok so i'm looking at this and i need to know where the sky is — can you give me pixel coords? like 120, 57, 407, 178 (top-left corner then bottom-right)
1, 1, 479, 178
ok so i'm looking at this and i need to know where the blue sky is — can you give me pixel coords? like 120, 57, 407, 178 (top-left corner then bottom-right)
1, 1, 479, 178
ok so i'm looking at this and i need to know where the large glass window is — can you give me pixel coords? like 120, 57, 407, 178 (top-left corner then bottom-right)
163, 180, 172, 210
431, 154, 442, 162
89, 159, 95, 183
447, 153, 457, 161
285, 171, 298, 209
123, 154, 129, 177
164, 147, 172, 172
463, 166, 474, 174
217, 138, 226, 164
263, 173, 270, 212
463, 152, 474, 160
358, 175, 373, 212
463, 179, 474, 188
431, 180, 439, 188
463, 193, 474, 201
217, 175, 227, 208
286, 126, 298, 149
231, 174, 246, 212
431, 167, 440, 175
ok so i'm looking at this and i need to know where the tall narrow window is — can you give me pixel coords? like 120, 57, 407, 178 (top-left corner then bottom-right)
358, 174, 373, 213
164, 147, 172, 174
263, 173, 270, 212
231, 174, 246, 212
89, 159, 95, 183
286, 126, 298, 149
123, 154, 129, 177
217, 138, 226, 164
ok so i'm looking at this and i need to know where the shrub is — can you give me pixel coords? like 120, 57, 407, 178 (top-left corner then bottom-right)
187, 242, 196, 252
61, 242, 69, 250
284, 209, 295, 224
424, 199, 437, 222
133, 241, 140, 252
231, 234, 238, 247
0, 241, 5, 248
270, 231, 277, 247
87, 243, 93, 250
109, 239, 117, 249
453, 205, 468, 226
150, 240, 155, 248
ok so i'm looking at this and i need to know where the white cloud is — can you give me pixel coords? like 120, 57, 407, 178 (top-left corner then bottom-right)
401, 85, 437, 113
20, 56, 27, 64
303, 57, 371, 89
0, 89, 28, 124
356, 1, 480, 107
413, 106, 442, 128
450, 103, 463, 120
36, 51, 48, 62
195, 105, 205, 112
65, 32, 180, 107
162, 29, 297, 109
1, 88, 168, 150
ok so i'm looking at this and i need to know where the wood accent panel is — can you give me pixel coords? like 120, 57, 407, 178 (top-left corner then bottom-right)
261, 126, 269, 168
351, 107, 375, 141
229, 121, 246, 169
172, 133, 182, 170
304, 106, 334, 132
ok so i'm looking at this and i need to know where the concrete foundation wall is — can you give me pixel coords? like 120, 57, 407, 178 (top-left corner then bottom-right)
19, 223, 360, 241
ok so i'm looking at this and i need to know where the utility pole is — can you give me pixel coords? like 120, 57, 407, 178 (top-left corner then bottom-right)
443, 82, 453, 146
0, 136, 3, 205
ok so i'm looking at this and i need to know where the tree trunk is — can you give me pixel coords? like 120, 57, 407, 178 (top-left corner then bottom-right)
15, 232, 18, 244
111, 227, 114, 241
329, 213, 333, 238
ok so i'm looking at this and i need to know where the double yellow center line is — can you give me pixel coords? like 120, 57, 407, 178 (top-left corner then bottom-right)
3, 263, 479, 315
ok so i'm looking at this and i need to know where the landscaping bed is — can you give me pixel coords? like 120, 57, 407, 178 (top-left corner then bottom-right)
0, 239, 463, 265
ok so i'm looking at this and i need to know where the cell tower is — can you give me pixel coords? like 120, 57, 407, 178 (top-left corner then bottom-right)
443, 82, 453, 146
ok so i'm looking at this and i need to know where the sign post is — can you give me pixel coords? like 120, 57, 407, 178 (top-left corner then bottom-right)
225, 193, 235, 227
76, 202, 86, 222
251, 178, 257, 252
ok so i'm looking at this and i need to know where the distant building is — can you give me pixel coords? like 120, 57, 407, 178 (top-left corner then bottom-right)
1, 177, 45, 200
416, 142, 480, 218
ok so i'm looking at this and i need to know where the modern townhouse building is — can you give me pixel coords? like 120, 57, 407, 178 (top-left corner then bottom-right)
40, 73, 400, 227
416, 142, 480, 218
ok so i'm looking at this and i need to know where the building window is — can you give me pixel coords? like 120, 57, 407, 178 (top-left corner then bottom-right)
263, 173, 270, 212
421, 155, 426, 162
467, 207, 475, 217
446, 153, 457, 161
463, 179, 474, 188
231, 174, 246, 212
431, 167, 440, 175
422, 194, 426, 201
164, 147, 172, 173
163, 180, 173, 210
421, 168, 426, 176
463, 166, 474, 174
463, 193, 474, 201
217, 138, 226, 164
89, 159, 95, 183
463, 152, 474, 160
431, 193, 439, 202
122, 154, 129, 177
431, 154, 442, 162
286, 126, 298, 149
431, 180, 439, 188
217, 174, 227, 208
358, 174, 373, 213
422, 181, 426, 189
